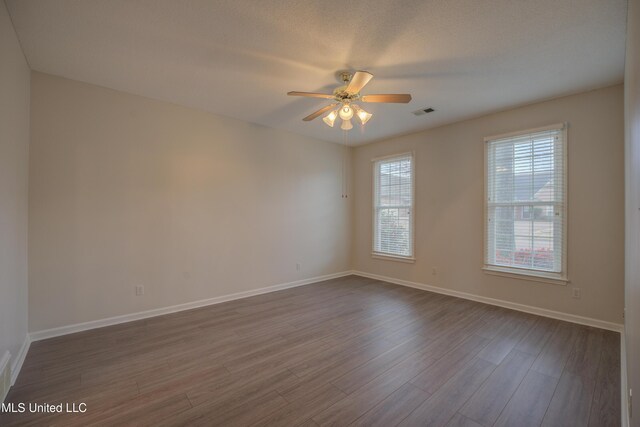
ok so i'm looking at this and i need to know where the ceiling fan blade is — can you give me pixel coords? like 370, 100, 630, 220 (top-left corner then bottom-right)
346, 71, 373, 94
303, 103, 338, 121
287, 91, 335, 99
361, 94, 412, 103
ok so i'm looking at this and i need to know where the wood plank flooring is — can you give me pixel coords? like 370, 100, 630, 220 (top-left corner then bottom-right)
0, 275, 620, 426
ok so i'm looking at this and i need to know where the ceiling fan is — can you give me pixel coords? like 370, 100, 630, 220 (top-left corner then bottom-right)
287, 71, 412, 130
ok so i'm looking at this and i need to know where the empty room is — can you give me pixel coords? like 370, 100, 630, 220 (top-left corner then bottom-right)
1, 0, 639, 426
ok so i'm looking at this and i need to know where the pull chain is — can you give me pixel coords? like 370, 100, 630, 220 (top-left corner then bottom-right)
342, 129, 348, 198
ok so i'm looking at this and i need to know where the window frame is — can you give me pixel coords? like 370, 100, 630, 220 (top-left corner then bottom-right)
483, 123, 568, 285
371, 152, 416, 262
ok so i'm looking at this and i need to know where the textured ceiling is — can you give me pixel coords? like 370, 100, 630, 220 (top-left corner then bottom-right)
6, 0, 627, 145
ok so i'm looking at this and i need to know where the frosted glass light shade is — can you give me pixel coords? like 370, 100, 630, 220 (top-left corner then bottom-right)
341, 119, 353, 130
357, 109, 372, 124
323, 110, 337, 127
339, 104, 354, 120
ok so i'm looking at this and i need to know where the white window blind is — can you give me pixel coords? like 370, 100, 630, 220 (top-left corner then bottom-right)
373, 154, 414, 258
485, 124, 567, 279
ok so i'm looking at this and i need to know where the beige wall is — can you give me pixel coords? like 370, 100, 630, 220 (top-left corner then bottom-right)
625, 0, 640, 424
352, 85, 624, 324
27, 69, 625, 334
29, 72, 351, 332
0, 1, 30, 373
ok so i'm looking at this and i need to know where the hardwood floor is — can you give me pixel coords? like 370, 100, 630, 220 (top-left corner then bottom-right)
0, 275, 620, 426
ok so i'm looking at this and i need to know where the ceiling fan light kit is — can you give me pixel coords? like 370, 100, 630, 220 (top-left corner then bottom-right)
287, 70, 412, 131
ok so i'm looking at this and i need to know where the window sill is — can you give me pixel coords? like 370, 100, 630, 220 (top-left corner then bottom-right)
482, 266, 568, 286
372, 253, 416, 264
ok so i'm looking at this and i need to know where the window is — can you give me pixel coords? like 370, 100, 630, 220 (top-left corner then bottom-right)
484, 124, 567, 283
373, 153, 414, 260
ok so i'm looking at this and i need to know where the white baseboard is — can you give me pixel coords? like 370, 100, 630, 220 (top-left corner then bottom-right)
621, 331, 629, 427
1, 351, 10, 402
29, 271, 352, 341
11, 335, 31, 386
352, 270, 624, 332
1, 334, 31, 399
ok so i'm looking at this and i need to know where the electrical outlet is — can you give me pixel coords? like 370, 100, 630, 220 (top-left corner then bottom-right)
135, 285, 144, 296
571, 288, 581, 299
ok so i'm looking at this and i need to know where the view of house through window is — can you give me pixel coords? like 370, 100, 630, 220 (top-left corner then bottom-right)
373, 154, 414, 258
485, 125, 566, 278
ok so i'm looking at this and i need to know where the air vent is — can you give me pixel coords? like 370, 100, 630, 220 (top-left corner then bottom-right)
413, 107, 435, 116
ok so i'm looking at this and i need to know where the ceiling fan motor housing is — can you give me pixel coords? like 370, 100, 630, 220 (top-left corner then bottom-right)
333, 86, 359, 103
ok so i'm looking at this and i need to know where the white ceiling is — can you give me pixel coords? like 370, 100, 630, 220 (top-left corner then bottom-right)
6, 0, 627, 145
